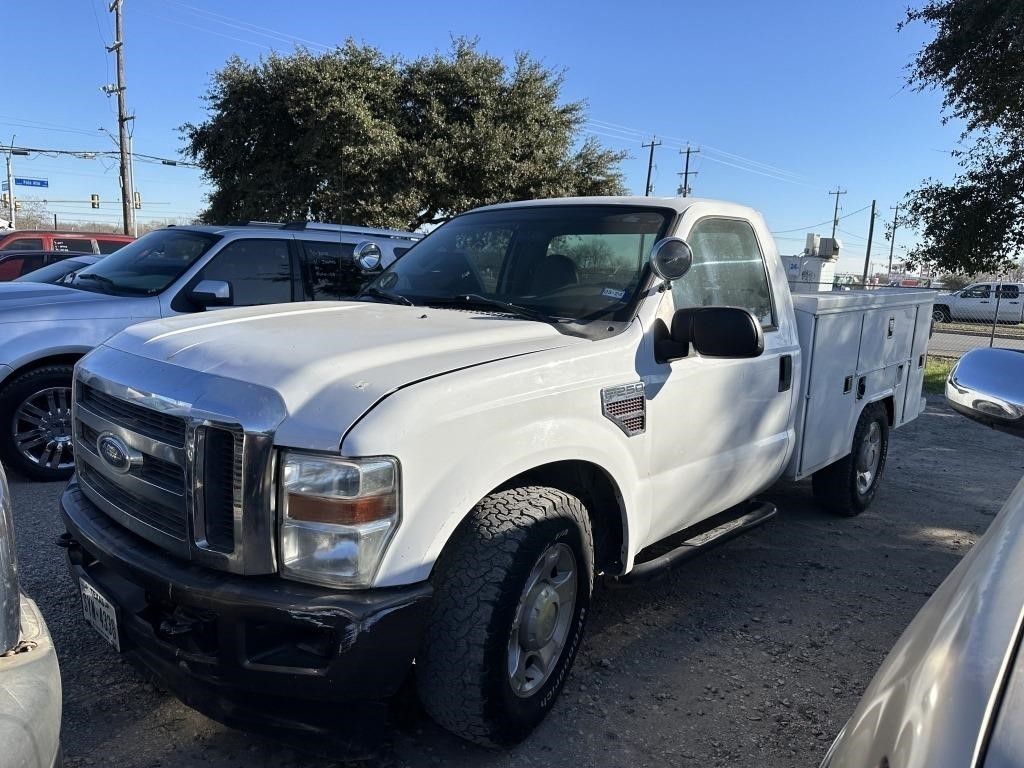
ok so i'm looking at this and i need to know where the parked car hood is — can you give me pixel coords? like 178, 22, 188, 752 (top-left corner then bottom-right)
0, 282, 143, 321
823, 475, 1024, 768
102, 301, 587, 450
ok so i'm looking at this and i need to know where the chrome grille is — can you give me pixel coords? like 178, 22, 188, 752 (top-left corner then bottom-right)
78, 463, 187, 540
79, 383, 187, 447
73, 382, 243, 562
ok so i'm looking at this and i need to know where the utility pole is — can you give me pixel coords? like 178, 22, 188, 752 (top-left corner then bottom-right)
861, 199, 877, 286
643, 136, 661, 196
887, 203, 900, 278
829, 187, 847, 240
107, 0, 134, 237
4, 136, 15, 229
677, 146, 699, 197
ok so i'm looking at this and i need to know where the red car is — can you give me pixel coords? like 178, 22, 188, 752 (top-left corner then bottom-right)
0, 230, 133, 255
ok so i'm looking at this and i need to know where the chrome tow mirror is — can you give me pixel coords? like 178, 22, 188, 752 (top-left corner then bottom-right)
650, 237, 693, 282
354, 241, 383, 271
946, 348, 1024, 438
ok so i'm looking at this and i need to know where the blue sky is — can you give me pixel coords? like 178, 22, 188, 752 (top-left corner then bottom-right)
7, 0, 961, 274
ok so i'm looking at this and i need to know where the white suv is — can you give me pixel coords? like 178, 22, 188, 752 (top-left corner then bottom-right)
0, 221, 421, 481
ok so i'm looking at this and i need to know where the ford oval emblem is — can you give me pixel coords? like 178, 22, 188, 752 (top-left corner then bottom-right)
96, 432, 140, 474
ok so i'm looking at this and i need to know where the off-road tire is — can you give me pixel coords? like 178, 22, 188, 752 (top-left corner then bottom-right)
0, 364, 76, 482
812, 402, 889, 516
416, 486, 594, 747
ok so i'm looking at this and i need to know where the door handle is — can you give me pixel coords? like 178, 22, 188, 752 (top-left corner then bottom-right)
980, 300, 990, 303
778, 355, 793, 392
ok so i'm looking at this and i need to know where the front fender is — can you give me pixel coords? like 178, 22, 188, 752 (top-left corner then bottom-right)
0, 318, 141, 384
341, 338, 650, 588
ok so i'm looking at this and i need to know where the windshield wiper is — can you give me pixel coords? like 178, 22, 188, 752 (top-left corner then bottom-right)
428, 294, 568, 323
359, 286, 413, 306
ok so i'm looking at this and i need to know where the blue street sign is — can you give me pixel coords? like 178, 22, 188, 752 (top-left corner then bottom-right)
14, 177, 48, 188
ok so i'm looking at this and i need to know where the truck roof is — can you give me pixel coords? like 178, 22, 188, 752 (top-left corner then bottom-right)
472, 195, 761, 219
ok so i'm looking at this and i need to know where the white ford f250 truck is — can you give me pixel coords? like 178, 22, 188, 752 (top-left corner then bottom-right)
60, 197, 935, 748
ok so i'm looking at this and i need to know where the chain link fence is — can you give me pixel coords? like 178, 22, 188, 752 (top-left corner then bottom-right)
787, 280, 1024, 359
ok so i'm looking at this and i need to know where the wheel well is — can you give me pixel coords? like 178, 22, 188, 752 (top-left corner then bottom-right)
876, 396, 894, 426
500, 460, 626, 575
2, 354, 83, 389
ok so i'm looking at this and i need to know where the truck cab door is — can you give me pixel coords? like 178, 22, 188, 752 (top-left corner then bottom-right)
642, 216, 797, 545
955, 283, 993, 322
995, 284, 1022, 322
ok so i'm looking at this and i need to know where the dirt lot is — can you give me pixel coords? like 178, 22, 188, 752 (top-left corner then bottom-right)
9, 394, 1022, 768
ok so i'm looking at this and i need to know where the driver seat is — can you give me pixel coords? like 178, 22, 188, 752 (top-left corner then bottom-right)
529, 253, 578, 294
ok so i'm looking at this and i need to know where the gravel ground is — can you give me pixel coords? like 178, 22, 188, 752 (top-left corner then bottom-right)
9, 394, 1023, 768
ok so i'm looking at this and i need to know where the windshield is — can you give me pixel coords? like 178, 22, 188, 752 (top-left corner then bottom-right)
366, 205, 673, 323
70, 229, 220, 296
13, 258, 93, 284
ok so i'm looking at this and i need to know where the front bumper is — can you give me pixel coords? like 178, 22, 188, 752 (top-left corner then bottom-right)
60, 478, 432, 737
0, 596, 62, 768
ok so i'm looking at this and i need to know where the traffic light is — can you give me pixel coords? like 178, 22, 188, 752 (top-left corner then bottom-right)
1, 192, 7, 207
90, 193, 100, 209
14, 200, 21, 212
133, 191, 141, 210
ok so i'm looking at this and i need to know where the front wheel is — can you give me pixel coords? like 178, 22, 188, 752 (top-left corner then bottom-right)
0, 365, 76, 481
932, 306, 951, 323
416, 486, 594, 747
812, 402, 889, 516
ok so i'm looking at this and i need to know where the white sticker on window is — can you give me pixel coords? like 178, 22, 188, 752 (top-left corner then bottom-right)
602, 287, 626, 300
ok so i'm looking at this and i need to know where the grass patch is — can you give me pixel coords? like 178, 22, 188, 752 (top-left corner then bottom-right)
924, 356, 956, 394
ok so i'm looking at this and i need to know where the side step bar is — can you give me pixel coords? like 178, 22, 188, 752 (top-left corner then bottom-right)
612, 500, 777, 586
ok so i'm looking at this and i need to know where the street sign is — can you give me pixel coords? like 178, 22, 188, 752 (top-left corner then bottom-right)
14, 177, 48, 188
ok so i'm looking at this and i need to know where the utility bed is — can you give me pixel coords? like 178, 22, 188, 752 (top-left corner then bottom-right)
786, 289, 937, 480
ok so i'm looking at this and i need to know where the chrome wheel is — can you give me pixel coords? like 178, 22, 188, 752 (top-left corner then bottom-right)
12, 386, 74, 471
507, 542, 577, 698
855, 420, 882, 495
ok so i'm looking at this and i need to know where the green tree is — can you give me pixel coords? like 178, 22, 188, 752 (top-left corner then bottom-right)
182, 39, 627, 230
900, 1, 1024, 275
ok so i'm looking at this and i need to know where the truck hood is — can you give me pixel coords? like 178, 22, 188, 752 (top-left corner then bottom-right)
0, 282, 144, 321
103, 301, 587, 450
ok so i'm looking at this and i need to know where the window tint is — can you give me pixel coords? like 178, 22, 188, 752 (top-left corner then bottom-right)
673, 218, 775, 328
962, 284, 991, 299
198, 239, 293, 306
0, 255, 44, 280
1, 237, 44, 251
53, 238, 95, 253
996, 284, 1020, 299
299, 241, 362, 300
97, 239, 128, 254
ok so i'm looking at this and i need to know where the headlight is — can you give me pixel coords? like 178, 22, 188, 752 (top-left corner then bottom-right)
278, 451, 399, 588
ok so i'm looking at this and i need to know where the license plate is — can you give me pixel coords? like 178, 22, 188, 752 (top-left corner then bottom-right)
80, 577, 120, 652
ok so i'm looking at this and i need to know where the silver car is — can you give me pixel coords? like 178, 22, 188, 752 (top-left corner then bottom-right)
821, 346, 1024, 768
0, 460, 62, 767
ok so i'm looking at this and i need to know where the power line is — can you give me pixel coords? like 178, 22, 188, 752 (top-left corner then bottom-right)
771, 204, 872, 234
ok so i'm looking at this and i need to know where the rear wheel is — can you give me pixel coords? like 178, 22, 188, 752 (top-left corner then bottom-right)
416, 486, 593, 747
0, 365, 76, 481
812, 402, 889, 516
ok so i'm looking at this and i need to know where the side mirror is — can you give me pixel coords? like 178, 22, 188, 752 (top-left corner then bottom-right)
657, 306, 764, 361
354, 241, 383, 271
650, 237, 693, 281
189, 279, 233, 308
946, 348, 1024, 438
